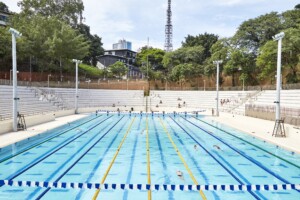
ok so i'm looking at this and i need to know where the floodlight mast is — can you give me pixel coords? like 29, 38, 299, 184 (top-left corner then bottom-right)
73, 59, 82, 114
213, 60, 223, 117
9, 28, 21, 132
273, 32, 284, 121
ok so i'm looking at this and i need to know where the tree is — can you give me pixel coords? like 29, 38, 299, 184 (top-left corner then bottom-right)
0, 1, 9, 12
136, 47, 165, 70
233, 12, 282, 53
136, 47, 166, 82
163, 46, 204, 70
10, 14, 89, 75
224, 49, 256, 86
0, 27, 12, 70
17, 0, 84, 25
281, 9, 300, 30
182, 32, 218, 60
204, 38, 230, 78
257, 26, 300, 83
46, 21, 90, 79
170, 63, 195, 89
108, 61, 128, 79
76, 24, 104, 66
256, 40, 277, 82
282, 27, 300, 83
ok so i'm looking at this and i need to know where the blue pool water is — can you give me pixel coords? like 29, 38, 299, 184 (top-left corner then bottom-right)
0, 113, 299, 200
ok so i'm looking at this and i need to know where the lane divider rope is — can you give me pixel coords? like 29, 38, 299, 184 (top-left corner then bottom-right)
0, 180, 298, 191
158, 118, 207, 200
92, 117, 136, 200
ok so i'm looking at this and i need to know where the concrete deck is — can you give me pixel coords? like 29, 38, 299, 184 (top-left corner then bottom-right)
205, 111, 300, 154
0, 111, 299, 155
0, 114, 89, 148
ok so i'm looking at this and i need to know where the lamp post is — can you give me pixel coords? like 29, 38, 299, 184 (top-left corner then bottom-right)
9, 28, 21, 132
273, 32, 284, 121
203, 79, 206, 91
72, 59, 82, 114
47, 74, 52, 88
213, 60, 222, 117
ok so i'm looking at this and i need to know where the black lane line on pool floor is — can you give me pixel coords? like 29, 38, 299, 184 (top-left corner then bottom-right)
122, 116, 143, 200
169, 117, 261, 200
4, 115, 114, 181
192, 116, 300, 169
164, 118, 219, 200
34, 116, 126, 200
75, 117, 139, 200
152, 117, 174, 200
180, 117, 300, 193
0, 114, 103, 164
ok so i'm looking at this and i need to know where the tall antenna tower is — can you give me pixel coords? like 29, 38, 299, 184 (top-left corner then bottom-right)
164, 0, 173, 52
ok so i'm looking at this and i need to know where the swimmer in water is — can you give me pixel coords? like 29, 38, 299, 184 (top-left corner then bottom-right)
176, 170, 184, 180
194, 144, 198, 151
213, 145, 221, 150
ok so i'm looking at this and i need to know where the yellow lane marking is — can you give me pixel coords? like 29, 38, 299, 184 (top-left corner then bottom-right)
92, 117, 136, 200
146, 117, 152, 200
159, 117, 207, 200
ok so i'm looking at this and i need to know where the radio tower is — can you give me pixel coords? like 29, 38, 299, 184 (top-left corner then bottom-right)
164, 0, 173, 52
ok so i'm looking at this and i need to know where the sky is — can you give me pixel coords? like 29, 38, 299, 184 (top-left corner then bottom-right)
2, 0, 298, 51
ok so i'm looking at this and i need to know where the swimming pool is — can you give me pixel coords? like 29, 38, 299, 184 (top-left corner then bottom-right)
0, 113, 299, 199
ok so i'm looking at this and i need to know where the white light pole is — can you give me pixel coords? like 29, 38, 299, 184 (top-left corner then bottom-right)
273, 32, 284, 121
213, 60, 222, 117
9, 28, 21, 132
203, 80, 206, 91
47, 74, 52, 88
73, 59, 82, 114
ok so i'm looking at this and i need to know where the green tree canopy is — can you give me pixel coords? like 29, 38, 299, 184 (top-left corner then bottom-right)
76, 24, 104, 66
170, 63, 196, 89
233, 12, 282, 53
182, 32, 218, 60
108, 61, 128, 79
136, 47, 165, 70
0, 1, 9, 12
10, 14, 89, 73
17, 0, 84, 25
257, 26, 300, 83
